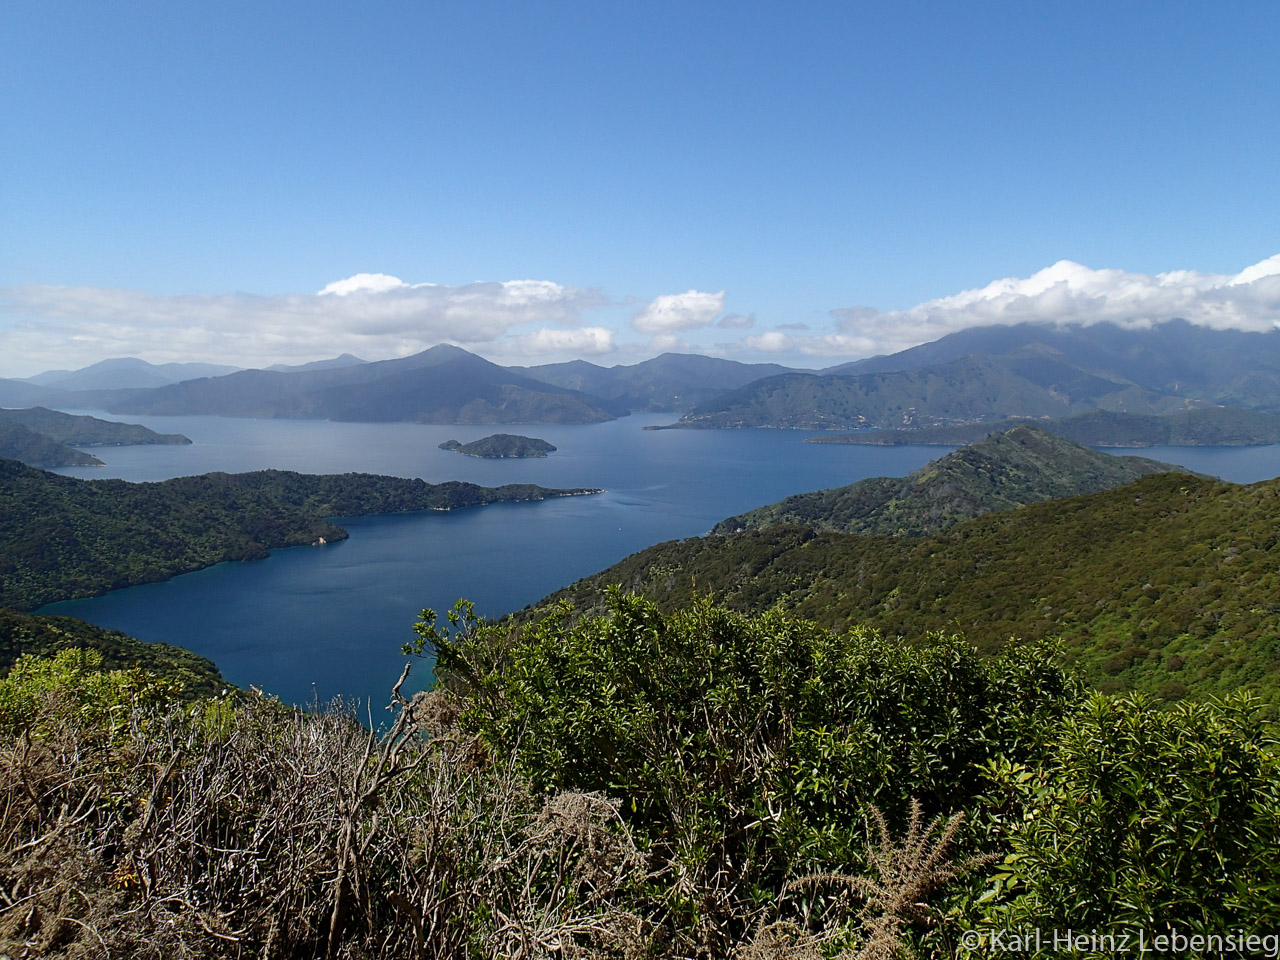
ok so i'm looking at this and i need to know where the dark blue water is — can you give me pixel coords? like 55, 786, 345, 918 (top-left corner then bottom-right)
38, 413, 940, 705
40, 413, 1280, 708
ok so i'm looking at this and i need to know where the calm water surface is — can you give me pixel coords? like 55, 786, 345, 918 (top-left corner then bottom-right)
40, 412, 1280, 707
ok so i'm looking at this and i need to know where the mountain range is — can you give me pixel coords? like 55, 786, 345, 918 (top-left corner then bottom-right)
658, 319, 1280, 429
20, 357, 242, 391
514, 353, 794, 411
56, 346, 626, 424
9, 319, 1280, 430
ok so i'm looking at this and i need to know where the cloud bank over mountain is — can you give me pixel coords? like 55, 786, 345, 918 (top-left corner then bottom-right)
2, 256, 1279, 376
818, 255, 1280, 358
0, 276, 609, 374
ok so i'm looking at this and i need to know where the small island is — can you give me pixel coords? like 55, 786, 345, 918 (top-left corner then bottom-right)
439, 433, 558, 458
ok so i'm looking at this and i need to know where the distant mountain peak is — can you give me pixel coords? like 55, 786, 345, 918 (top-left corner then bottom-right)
22, 357, 241, 391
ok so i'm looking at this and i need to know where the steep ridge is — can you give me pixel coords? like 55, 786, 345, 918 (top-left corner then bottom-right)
536, 457, 1280, 709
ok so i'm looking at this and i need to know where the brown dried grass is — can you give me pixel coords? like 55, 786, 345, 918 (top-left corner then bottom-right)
0, 676, 649, 959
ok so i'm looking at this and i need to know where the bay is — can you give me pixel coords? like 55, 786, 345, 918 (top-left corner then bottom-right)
38, 412, 1280, 708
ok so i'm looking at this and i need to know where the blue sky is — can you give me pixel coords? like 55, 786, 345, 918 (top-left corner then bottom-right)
2, 0, 1279, 376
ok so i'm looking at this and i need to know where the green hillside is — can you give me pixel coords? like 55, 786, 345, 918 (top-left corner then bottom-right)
541, 471, 1280, 711
0, 458, 600, 610
715, 425, 1182, 536
809, 407, 1280, 447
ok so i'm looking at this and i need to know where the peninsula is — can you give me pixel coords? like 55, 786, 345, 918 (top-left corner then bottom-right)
0, 458, 600, 610
0, 406, 191, 446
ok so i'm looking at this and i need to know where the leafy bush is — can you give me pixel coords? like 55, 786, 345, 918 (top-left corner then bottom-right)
0, 647, 185, 739
975, 693, 1280, 942
415, 590, 1083, 954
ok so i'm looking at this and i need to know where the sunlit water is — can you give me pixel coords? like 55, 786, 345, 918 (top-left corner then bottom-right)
38, 411, 1280, 707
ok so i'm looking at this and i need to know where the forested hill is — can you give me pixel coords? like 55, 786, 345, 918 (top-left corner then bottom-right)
0, 458, 599, 610
714, 425, 1183, 536
807, 407, 1280, 448
541, 471, 1280, 711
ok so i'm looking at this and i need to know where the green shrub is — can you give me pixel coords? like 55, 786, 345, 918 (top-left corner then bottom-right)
975, 693, 1280, 942
0, 647, 185, 739
415, 591, 1084, 953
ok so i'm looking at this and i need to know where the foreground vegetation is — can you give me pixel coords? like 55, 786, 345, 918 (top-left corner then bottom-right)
1, 595, 1276, 958
0, 458, 599, 609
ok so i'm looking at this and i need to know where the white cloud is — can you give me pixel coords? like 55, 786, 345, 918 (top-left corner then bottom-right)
0, 276, 606, 374
7, 255, 1280, 377
745, 331, 794, 352
511, 326, 615, 355
830, 255, 1280, 358
790, 332, 882, 357
648, 333, 694, 353
317, 273, 412, 295
632, 289, 725, 333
